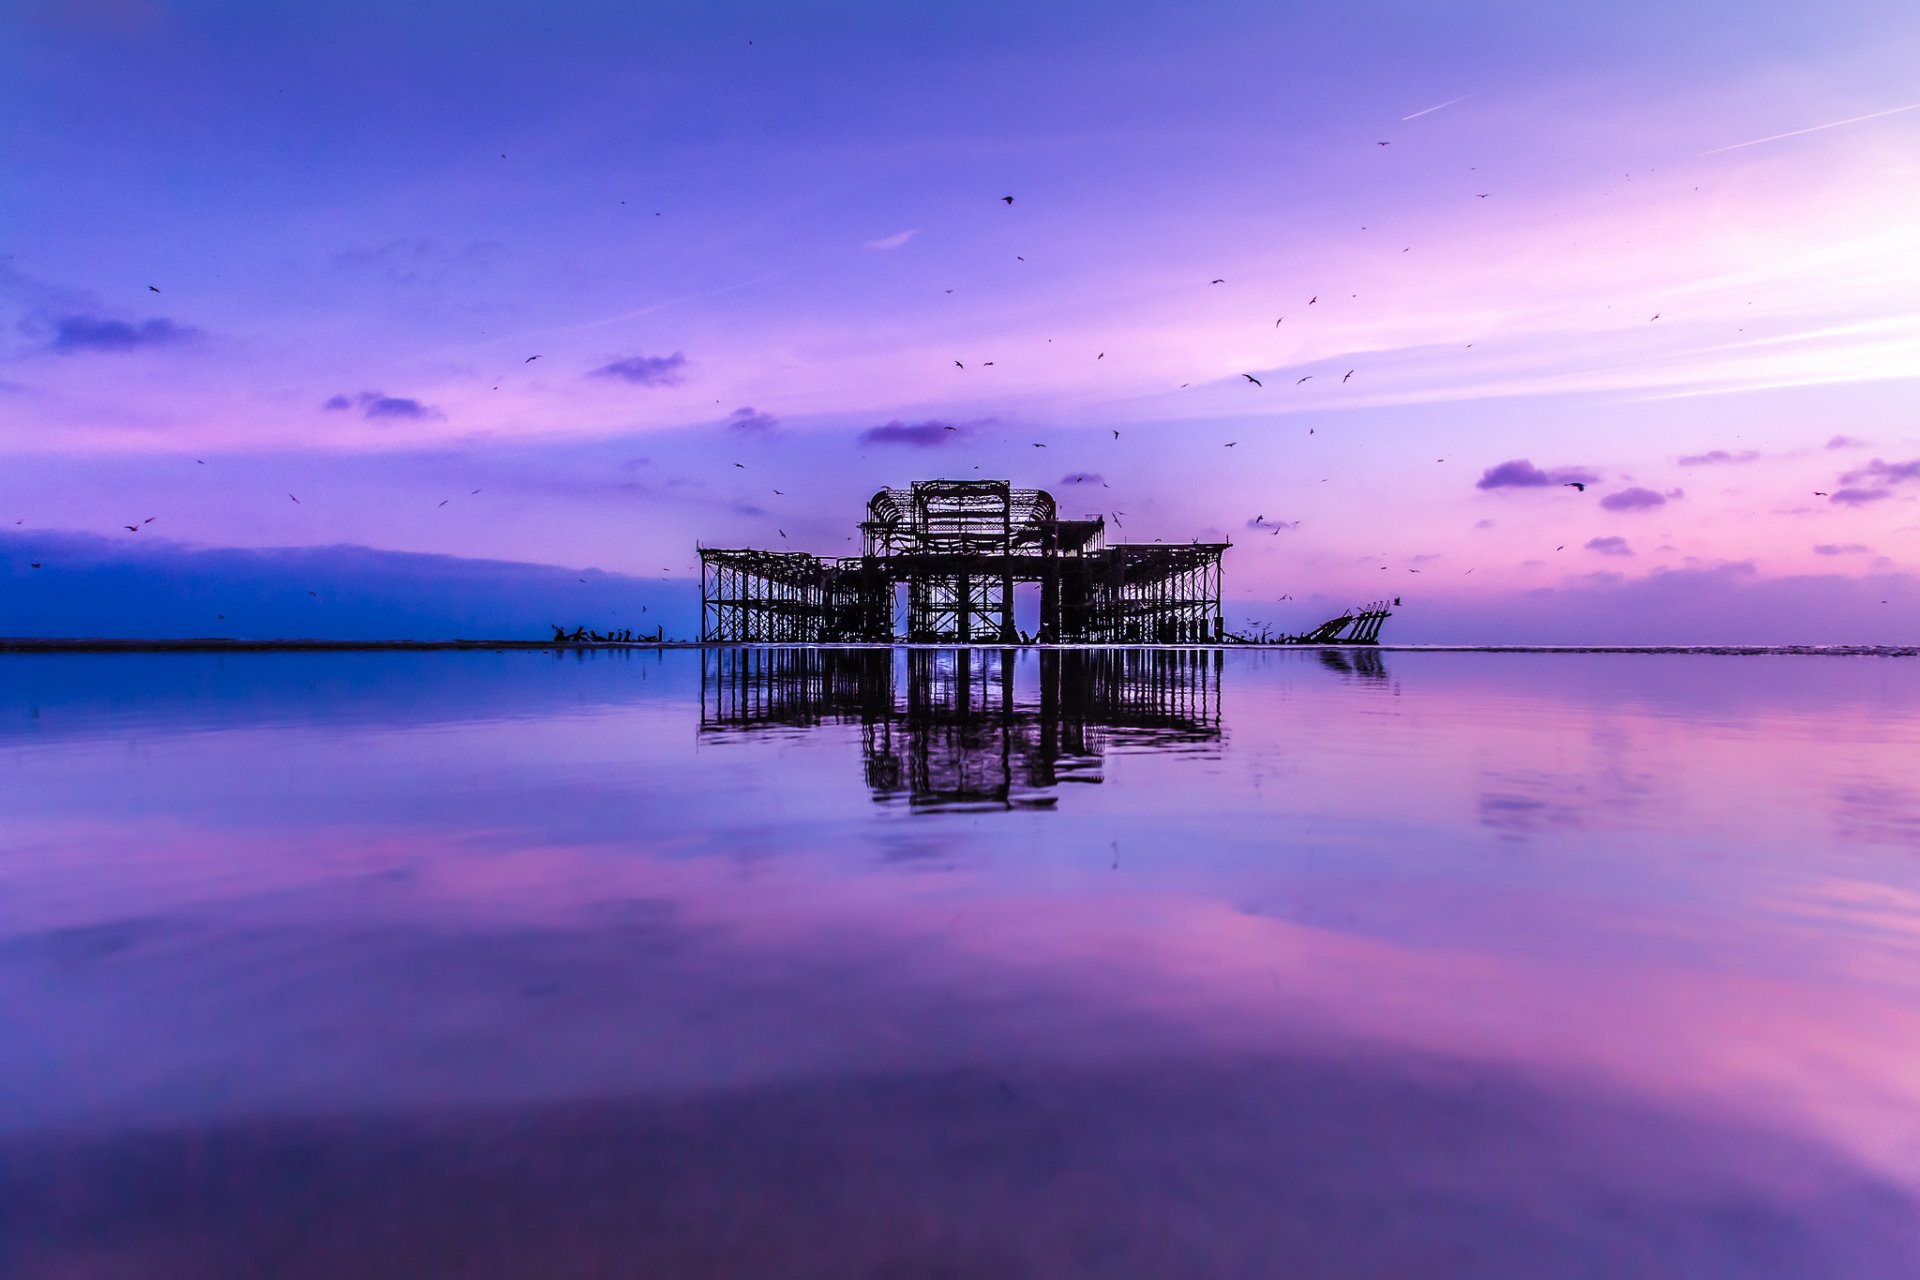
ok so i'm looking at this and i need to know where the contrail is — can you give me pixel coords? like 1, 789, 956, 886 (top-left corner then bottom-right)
1402, 92, 1476, 121
1700, 101, 1920, 155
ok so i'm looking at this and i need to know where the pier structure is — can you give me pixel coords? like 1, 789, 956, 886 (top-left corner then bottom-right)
700, 646, 1222, 811
700, 479, 1226, 644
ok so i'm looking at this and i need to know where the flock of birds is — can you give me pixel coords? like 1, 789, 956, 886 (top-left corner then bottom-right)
10, 100, 1891, 637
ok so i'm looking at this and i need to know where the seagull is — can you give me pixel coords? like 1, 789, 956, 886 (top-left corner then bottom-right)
30, 562, 42, 568
123, 524, 138, 532
1650, 314, 1660, 321
1097, 352, 1104, 359
1309, 296, 1317, 304
1296, 375, 1312, 384
1343, 370, 1353, 382
148, 285, 160, 293
773, 488, 785, 494
143, 517, 154, 523
1112, 429, 1120, 438
471, 489, 481, 494
1476, 193, 1489, 198
942, 426, 957, 431
1275, 317, 1284, 326
778, 529, 787, 538
733, 462, 745, 468
1032, 442, 1047, 448
524, 355, 540, 362
1224, 441, 1237, 447
1210, 278, 1225, 284
1377, 141, 1390, 146
438, 500, 449, 507
1002, 195, 1014, 204
954, 360, 964, 368
1563, 482, 1586, 492
1242, 373, 1262, 386
1814, 491, 1829, 496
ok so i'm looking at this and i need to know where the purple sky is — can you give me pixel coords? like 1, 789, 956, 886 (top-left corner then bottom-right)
3, 0, 1917, 640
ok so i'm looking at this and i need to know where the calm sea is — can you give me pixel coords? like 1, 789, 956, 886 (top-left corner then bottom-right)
3, 647, 1918, 1278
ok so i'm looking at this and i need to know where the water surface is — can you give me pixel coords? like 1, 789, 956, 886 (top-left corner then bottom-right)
4, 647, 1919, 1278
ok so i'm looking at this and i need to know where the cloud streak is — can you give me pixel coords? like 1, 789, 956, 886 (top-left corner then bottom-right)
1475, 459, 1599, 490
857, 419, 972, 447
322, 391, 442, 421
591, 353, 687, 385
47, 315, 200, 354
1699, 101, 1920, 155
1599, 486, 1671, 512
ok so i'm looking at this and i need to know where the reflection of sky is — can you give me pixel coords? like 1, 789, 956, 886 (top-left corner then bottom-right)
2, 4, 1919, 644
4, 650, 1920, 1270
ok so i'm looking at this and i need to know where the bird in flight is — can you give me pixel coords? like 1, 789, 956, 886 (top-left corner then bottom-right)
438, 499, 449, 507
148, 285, 160, 293
1032, 442, 1047, 448
1649, 313, 1660, 321
1275, 317, 1284, 326
1563, 482, 1586, 492
942, 425, 958, 431
525, 355, 540, 362
1308, 296, 1317, 304
1112, 429, 1120, 438
1210, 278, 1225, 284
1242, 373, 1262, 386
1296, 376, 1312, 384
1224, 441, 1237, 447
30, 562, 41, 569
1814, 491, 1829, 496
289, 494, 300, 503
1476, 193, 1490, 198
123, 524, 139, 532
733, 462, 745, 468
773, 488, 785, 494
1343, 370, 1353, 382
1001, 195, 1014, 204
954, 360, 964, 368
1097, 352, 1105, 359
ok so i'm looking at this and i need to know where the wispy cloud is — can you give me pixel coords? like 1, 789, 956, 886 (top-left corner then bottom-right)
47, 314, 200, 354
1814, 543, 1873, 556
1676, 449, 1759, 466
1826, 435, 1870, 450
1059, 471, 1105, 485
1475, 459, 1599, 490
725, 406, 778, 433
322, 391, 442, 421
864, 229, 918, 250
1599, 486, 1671, 512
1840, 457, 1920, 487
1829, 488, 1891, 507
1586, 536, 1633, 556
857, 419, 972, 447
591, 352, 687, 385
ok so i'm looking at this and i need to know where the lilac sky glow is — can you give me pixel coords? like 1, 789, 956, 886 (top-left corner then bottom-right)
2, 0, 1917, 640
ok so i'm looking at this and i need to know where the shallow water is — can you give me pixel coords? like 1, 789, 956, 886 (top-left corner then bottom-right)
3, 647, 1919, 1278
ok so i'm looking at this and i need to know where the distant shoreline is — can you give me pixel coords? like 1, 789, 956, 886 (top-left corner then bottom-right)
0, 639, 1912, 657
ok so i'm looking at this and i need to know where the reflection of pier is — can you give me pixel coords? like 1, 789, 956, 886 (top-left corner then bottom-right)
700, 647, 1222, 812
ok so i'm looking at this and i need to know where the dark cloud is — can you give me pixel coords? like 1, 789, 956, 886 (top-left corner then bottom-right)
1598, 486, 1668, 512
592, 352, 687, 386
1826, 435, 1868, 449
322, 391, 442, 421
857, 419, 970, 447
1676, 449, 1759, 466
1814, 543, 1873, 556
1059, 472, 1105, 485
726, 406, 778, 433
1840, 457, 1920, 487
1475, 459, 1599, 490
1473, 518, 1497, 530
1585, 536, 1633, 556
1828, 488, 1891, 507
47, 314, 200, 354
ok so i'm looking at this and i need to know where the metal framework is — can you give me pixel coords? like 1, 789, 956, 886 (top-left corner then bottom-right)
700, 646, 1222, 810
700, 478, 1225, 643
